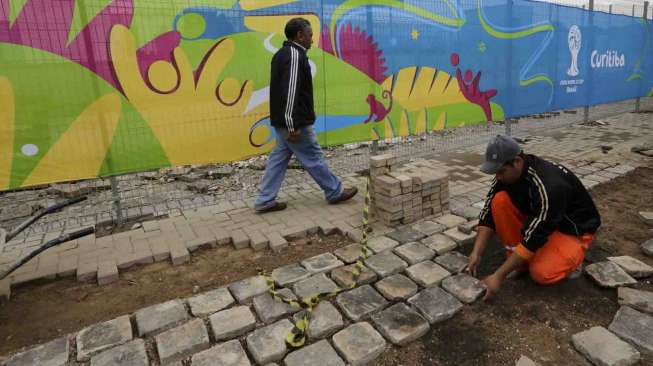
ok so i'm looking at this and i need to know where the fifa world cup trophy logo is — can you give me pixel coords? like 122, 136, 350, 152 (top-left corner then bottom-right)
567, 25, 582, 77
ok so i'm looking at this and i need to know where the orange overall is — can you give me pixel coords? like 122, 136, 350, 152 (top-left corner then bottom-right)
491, 191, 593, 285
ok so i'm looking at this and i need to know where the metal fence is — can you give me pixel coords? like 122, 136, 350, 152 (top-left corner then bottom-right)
0, 0, 651, 243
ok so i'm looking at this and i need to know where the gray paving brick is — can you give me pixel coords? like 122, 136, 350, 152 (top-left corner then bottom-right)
155, 318, 210, 365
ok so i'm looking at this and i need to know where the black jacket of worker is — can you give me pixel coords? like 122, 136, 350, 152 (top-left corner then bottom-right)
269, 41, 315, 133
479, 154, 601, 253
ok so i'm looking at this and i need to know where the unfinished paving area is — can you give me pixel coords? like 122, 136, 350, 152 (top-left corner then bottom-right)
1, 104, 653, 365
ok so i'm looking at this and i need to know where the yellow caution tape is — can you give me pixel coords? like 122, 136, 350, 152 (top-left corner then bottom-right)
259, 177, 371, 347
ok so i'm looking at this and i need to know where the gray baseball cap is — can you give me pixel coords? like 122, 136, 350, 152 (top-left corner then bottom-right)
480, 135, 522, 174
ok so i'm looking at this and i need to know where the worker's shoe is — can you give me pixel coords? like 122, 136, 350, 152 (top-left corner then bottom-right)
255, 201, 287, 213
329, 187, 358, 204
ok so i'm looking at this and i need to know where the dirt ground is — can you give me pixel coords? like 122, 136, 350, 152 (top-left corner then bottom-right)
1, 168, 652, 365
375, 167, 653, 366
0, 234, 352, 357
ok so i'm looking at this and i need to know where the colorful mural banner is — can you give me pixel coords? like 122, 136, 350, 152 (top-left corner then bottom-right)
0, 0, 651, 190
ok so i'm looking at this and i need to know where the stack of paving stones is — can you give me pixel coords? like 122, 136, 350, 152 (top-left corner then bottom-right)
571, 213, 653, 366
4, 214, 488, 366
369, 154, 449, 226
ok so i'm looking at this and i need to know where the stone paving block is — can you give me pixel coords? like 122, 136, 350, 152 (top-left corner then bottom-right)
332, 322, 386, 366
271, 264, 311, 287
371, 302, 430, 346
331, 263, 378, 288
585, 261, 638, 288
441, 274, 486, 304
642, 239, 653, 257
301, 253, 344, 274
186, 236, 216, 252
609, 306, 653, 354
134, 299, 189, 336
451, 205, 482, 221
364, 251, 408, 278
155, 318, 210, 365
386, 227, 426, 244
209, 305, 256, 340
97, 260, 118, 285
458, 219, 479, 235
421, 234, 457, 255
408, 287, 463, 324
393, 242, 435, 265
253, 288, 300, 324
57, 256, 78, 278
149, 240, 170, 262
292, 273, 340, 299
607, 256, 653, 278
169, 242, 190, 266
334, 244, 366, 264
284, 339, 345, 366
231, 229, 250, 249
411, 221, 447, 236
368, 236, 400, 254
374, 274, 419, 301
572, 326, 640, 366
6, 337, 69, 366
267, 232, 289, 252
246, 319, 294, 364
434, 214, 467, 229
618, 287, 653, 315
248, 231, 269, 251
639, 211, 653, 225
317, 221, 339, 236
229, 275, 269, 303
76, 315, 133, 360
281, 226, 308, 241
191, 340, 251, 366
335, 285, 389, 321
405, 261, 451, 287
90, 339, 149, 366
443, 227, 476, 246
434, 252, 469, 274
188, 287, 235, 317
293, 301, 344, 339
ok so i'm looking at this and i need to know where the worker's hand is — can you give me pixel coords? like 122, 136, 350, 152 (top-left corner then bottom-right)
286, 130, 301, 142
482, 273, 503, 301
465, 251, 481, 277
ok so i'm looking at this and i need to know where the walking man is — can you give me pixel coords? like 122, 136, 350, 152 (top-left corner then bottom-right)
255, 18, 358, 213
466, 135, 601, 300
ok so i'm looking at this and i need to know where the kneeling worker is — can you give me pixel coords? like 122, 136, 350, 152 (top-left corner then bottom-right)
466, 135, 601, 300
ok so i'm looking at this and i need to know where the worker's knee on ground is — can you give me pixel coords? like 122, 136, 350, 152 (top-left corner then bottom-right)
491, 191, 512, 212
529, 262, 565, 285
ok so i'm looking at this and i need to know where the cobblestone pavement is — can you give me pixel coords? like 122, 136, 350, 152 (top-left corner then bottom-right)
0, 103, 652, 365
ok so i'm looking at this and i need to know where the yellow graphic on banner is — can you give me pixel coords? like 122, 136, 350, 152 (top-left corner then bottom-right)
110, 25, 270, 166
381, 67, 465, 112
0, 78, 15, 190
23, 93, 122, 186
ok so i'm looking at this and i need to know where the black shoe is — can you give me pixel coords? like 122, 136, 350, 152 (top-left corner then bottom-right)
255, 202, 287, 213
329, 187, 358, 204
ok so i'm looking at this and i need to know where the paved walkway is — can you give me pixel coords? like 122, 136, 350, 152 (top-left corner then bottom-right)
0, 107, 652, 364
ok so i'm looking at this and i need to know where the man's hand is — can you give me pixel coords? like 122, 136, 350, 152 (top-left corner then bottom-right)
482, 273, 503, 301
286, 130, 301, 142
465, 251, 481, 277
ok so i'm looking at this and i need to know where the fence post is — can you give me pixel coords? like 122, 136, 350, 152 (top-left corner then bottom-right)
583, 0, 594, 124
110, 177, 123, 225
636, 2, 649, 113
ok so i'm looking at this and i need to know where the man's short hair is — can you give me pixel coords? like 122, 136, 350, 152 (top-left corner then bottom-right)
285, 18, 311, 40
